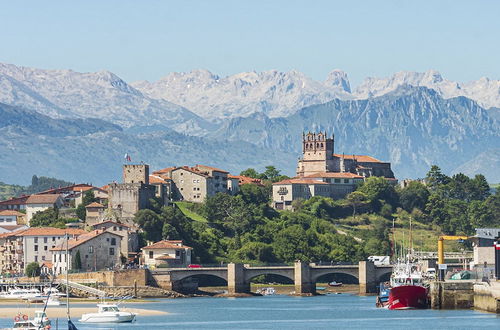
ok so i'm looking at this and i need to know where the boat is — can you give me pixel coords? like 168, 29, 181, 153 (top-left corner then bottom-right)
387, 260, 428, 310
79, 303, 136, 323
256, 287, 276, 295
328, 281, 343, 287
44, 295, 66, 306
12, 310, 51, 329
376, 282, 390, 308
1, 288, 42, 300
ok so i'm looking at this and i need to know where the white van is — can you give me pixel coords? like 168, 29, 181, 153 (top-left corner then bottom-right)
368, 256, 391, 266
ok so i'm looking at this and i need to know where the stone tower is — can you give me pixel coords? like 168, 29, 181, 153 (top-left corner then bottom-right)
123, 164, 149, 184
296, 131, 335, 176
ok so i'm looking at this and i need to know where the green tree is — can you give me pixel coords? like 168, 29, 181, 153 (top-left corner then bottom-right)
239, 168, 259, 178
425, 165, 450, 191
467, 200, 493, 228
134, 209, 162, 242
30, 207, 59, 227
25, 262, 40, 277
346, 191, 369, 218
470, 174, 490, 201
357, 176, 399, 210
76, 204, 86, 221
72, 250, 82, 270
273, 225, 311, 262
399, 181, 430, 212
239, 184, 270, 205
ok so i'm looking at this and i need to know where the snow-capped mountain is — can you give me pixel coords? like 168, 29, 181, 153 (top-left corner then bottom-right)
354, 70, 500, 110
0, 63, 211, 133
131, 69, 352, 120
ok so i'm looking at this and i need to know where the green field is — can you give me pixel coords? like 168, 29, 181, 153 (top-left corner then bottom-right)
174, 201, 208, 222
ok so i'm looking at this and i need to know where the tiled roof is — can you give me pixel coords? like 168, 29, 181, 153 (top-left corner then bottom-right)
155, 255, 176, 260
40, 261, 53, 268
333, 154, 382, 163
26, 194, 62, 205
51, 230, 121, 251
304, 172, 364, 179
142, 240, 192, 250
149, 175, 169, 184
0, 210, 26, 216
85, 202, 105, 208
153, 167, 176, 175
174, 166, 210, 178
0, 225, 26, 232
228, 175, 264, 186
195, 164, 229, 174
91, 220, 131, 229
16, 227, 86, 237
0, 195, 30, 205
273, 178, 328, 185
0, 228, 29, 238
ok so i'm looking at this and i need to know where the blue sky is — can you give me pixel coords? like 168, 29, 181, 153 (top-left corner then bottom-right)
1, 0, 498, 86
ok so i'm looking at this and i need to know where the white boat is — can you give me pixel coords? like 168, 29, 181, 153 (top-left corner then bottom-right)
1, 288, 42, 300
12, 310, 51, 329
44, 295, 65, 306
256, 287, 276, 296
79, 303, 136, 323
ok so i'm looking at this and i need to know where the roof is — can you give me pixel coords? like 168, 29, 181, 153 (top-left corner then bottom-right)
0, 225, 26, 232
16, 227, 86, 237
0, 195, 30, 205
304, 172, 364, 179
173, 166, 210, 178
333, 154, 382, 163
0, 210, 26, 216
153, 167, 177, 175
195, 164, 229, 174
149, 175, 170, 184
38, 184, 106, 195
51, 230, 121, 251
25, 194, 62, 205
85, 202, 105, 208
228, 175, 264, 186
273, 178, 328, 185
155, 255, 176, 260
91, 220, 131, 229
40, 261, 53, 268
142, 240, 192, 250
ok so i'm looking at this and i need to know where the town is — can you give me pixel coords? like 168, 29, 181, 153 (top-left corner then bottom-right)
0, 131, 498, 314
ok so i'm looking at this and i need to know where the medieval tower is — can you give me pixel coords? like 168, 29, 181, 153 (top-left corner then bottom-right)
296, 131, 335, 176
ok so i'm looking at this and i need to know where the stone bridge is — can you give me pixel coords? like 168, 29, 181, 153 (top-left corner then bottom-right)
150, 261, 392, 294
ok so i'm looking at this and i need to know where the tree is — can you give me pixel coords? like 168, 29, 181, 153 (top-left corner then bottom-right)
425, 165, 450, 191
273, 225, 311, 262
467, 200, 493, 229
25, 262, 40, 277
346, 191, 369, 218
72, 250, 82, 270
30, 208, 59, 227
399, 181, 430, 212
357, 177, 399, 210
239, 184, 270, 205
470, 174, 490, 201
260, 166, 282, 182
76, 204, 86, 221
134, 209, 162, 242
239, 168, 259, 178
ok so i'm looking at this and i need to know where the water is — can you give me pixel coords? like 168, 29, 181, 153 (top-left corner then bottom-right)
1, 294, 499, 329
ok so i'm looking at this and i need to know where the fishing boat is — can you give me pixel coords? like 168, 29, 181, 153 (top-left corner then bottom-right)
387, 260, 428, 310
376, 282, 390, 308
79, 303, 136, 323
12, 310, 51, 329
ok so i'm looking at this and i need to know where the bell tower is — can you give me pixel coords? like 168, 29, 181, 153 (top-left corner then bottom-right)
302, 131, 334, 161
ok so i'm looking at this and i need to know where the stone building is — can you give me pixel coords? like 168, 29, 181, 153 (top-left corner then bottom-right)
272, 132, 396, 210
51, 230, 122, 274
91, 220, 139, 258
108, 164, 157, 223
141, 240, 192, 269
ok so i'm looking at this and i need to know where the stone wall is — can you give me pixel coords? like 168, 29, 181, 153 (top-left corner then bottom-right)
430, 281, 474, 309
65, 269, 148, 286
474, 282, 500, 313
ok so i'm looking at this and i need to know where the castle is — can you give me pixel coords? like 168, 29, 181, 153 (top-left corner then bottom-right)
273, 132, 396, 210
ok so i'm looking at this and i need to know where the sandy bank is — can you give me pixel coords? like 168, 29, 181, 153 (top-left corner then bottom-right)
0, 307, 167, 318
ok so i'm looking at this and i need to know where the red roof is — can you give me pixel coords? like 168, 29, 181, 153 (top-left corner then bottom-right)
17, 227, 86, 237
195, 164, 229, 174
273, 178, 328, 185
155, 255, 176, 260
40, 261, 53, 268
91, 220, 131, 229
333, 154, 382, 163
149, 175, 169, 184
0, 195, 30, 206
304, 172, 364, 179
142, 240, 192, 250
0, 210, 25, 216
153, 167, 176, 175
51, 230, 121, 251
228, 175, 264, 186
85, 202, 105, 208
0, 225, 26, 232
26, 194, 62, 205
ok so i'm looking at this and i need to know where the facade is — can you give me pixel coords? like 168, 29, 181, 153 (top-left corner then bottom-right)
51, 230, 122, 274
148, 174, 173, 205
0, 210, 26, 225
141, 240, 192, 269
25, 194, 64, 225
108, 164, 157, 223
0, 195, 30, 211
472, 228, 500, 266
91, 220, 139, 257
272, 132, 396, 209
73, 186, 108, 208
85, 202, 106, 227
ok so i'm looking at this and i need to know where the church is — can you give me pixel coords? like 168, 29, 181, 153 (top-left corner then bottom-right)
272, 132, 396, 210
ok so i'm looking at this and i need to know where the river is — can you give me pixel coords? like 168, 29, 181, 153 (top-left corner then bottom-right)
1, 294, 499, 329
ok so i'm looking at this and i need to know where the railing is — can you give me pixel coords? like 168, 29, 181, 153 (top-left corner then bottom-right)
55, 279, 106, 297
413, 251, 473, 259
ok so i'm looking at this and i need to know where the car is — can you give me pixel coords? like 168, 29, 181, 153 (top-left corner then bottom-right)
187, 264, 202, 268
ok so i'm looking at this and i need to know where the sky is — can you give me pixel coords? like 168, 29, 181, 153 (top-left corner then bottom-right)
1, 0, 499, 87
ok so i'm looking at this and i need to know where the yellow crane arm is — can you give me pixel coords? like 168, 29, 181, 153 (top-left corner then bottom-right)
438, 236, 470, 264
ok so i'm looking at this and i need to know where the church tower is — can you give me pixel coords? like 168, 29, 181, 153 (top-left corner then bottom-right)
297, 131, 335, 176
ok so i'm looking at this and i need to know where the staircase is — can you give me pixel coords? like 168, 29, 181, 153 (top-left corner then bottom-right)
56, 279, 106, 297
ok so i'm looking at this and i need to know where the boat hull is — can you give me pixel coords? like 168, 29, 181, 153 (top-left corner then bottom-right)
79, 312, 136, 323
388, 285, 427, 310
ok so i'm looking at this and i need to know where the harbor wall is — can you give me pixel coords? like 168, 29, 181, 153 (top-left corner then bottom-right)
473, 282, 500, 313
65, 269, 148, 286
429, 281, 474, 309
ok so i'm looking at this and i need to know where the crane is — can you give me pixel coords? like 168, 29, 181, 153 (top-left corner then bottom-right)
438, 235, 469, 264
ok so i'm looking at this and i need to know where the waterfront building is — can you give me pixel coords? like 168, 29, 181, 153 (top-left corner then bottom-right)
51, 229, 122, 274
472, 228, 500, 267
141, 240, 192, 269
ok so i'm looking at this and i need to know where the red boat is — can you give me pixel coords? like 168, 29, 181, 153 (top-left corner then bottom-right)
388, 284, 428, 310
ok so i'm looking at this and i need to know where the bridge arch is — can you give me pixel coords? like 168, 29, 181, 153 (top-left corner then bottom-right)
310, 269, 359, 283
243, 269, 294, 283
375, 268, 392, 282
171, 270, 228, 283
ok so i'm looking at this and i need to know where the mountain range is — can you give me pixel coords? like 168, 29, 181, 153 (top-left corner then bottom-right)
0, 63, 498, 185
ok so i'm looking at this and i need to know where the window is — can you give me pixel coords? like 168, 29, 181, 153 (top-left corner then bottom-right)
44, 246, 47, 251
88, 246, 94, 253
59, 254, 62, 262
344, 179, 349, 184
113, 226, 117, 231
111, 238, 116, 246
175, 250, 180, 257
52, 237, 56, 242
109, 248, 115, 255
34, 256, 38, 262
119, 227, 122, 231
34, 238, 38, 243
43, 237, 47, 243
193, 179, 196, 183
85, 255, 88, 259
34, 245, 38, 252
334, 179, 341, 183
149, 251, 154, 259
193, 187, 197, 191
42, 256, 45, 261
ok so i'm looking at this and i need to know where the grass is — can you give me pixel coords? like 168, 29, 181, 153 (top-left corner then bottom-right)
175, 201, 208, 222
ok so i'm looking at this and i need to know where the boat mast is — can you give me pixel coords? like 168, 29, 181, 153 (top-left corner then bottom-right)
409, 216, 413, 260
65, 233, 70, 320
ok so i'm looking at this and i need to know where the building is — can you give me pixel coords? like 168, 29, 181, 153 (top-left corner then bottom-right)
91, 220, 139, 258
148, 174, 173, 205
0, 210, 26, 225
108, 164, 157, 223
85, 202, 107, 227
141, 240, 192, 269
227, 175, 264, 187
25, 194, 64, 225
272, 132, 396, 210
51, 230, 122, 274
0, 195, 30, 211
472, 228, 500, 267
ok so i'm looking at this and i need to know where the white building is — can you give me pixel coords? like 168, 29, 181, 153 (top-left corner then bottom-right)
0, 210, 26, 226
51, 230, 122, 274
25, 194, 64, 225
141, 240, 192, 269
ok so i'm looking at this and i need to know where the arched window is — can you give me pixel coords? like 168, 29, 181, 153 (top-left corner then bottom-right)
320, 143, 324, 148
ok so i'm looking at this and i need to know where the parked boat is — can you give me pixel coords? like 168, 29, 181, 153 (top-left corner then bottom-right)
79, 303, 136, 323
328, 281, 343, 287
256, 287, 276, 296
387, 260, 428, 310
12, 310, 51, 329
1, 288, 42, 300
376, 282, 390, 308
44, 295, 66, 306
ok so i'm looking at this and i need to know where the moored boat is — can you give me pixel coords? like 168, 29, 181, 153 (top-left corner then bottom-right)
12, 310, 51, 329
79, 303, 136, 323
376, 282, 390, 308
387, 260, 428, 310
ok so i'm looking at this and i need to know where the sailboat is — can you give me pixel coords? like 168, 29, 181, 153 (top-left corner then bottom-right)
64, 233, 79, 330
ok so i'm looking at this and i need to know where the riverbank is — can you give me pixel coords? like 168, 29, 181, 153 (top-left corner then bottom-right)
0, 306, 167, 318
198, 283, 360, 296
